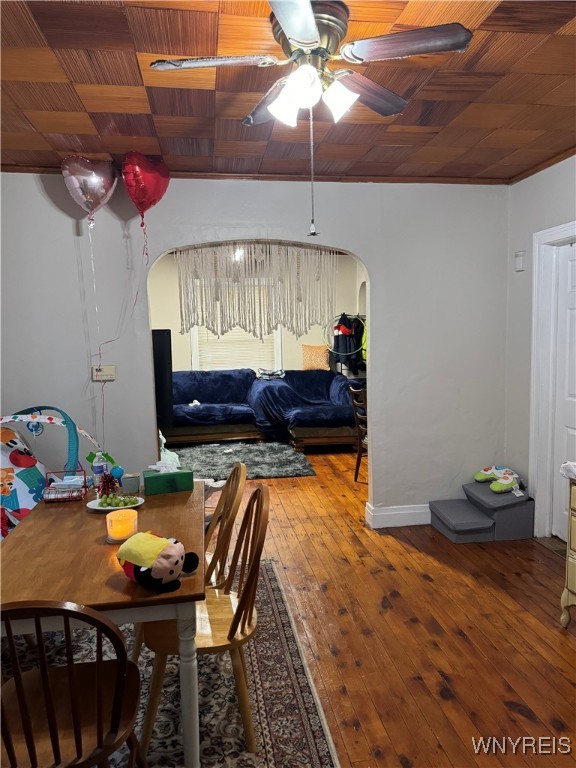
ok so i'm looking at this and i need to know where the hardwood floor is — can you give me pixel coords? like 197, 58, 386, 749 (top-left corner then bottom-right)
250, 450, 576, 768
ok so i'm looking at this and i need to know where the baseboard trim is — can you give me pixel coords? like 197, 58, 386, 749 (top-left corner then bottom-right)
365, 502, 430, 529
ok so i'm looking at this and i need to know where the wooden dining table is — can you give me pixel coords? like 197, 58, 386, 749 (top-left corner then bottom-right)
0, 481, 206, 768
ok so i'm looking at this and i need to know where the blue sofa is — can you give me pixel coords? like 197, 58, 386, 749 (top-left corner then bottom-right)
160, 368, 361, 450
164, 368, 262, 446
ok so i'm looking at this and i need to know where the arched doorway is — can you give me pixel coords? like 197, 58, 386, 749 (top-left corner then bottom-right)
146, 239, 370, 475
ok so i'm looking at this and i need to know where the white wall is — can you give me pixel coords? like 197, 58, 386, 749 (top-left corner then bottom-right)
2, 171, 510, 525
506, 157, 576, 477
148, 254, 191, 371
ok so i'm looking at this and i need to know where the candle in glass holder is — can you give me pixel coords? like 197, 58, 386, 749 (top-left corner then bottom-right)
106, 509, 138, 543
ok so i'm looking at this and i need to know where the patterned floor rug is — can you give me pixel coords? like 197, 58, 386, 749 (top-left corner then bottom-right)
3, 562, 338, 768
136, 560, 339, 767
174, 441, 316, 481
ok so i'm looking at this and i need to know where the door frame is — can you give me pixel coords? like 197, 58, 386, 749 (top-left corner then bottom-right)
529, 220, 576, 537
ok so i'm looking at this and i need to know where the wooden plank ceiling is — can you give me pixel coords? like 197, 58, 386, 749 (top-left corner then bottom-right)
1, 0, 575, 184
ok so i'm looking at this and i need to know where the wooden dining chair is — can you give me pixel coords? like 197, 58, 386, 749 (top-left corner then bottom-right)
131, 462, 247, 664
349, 385, 368, 482
203, 461, 247, 588
139, 483, 270, 754
1, 600, 147, 768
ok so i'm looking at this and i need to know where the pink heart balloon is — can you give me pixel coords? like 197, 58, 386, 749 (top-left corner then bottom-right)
61, 156, 117, 219
122, 152, 170, 219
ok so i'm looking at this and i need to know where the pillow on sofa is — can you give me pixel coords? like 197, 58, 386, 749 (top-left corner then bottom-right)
302, 345, 329, 371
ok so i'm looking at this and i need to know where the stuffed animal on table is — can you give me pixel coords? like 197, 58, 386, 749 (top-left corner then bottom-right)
117, 531, 199, 592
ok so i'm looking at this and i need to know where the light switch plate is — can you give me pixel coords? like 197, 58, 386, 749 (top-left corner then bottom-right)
514, 251, 526, 272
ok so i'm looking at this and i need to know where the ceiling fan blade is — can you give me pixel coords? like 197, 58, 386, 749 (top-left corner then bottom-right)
337, 71, 407, 117
269, 0, 320, 49
340, 23, 472, 63
242, 77, 288, 126
150, 55, 280, 71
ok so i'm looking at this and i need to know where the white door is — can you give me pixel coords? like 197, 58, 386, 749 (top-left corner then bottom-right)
552, 243, 576, 539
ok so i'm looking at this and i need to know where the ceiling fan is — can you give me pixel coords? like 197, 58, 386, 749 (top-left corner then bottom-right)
151, 0, 472, 127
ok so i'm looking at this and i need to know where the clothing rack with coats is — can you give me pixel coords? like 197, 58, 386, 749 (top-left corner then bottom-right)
329, 313, 367, 376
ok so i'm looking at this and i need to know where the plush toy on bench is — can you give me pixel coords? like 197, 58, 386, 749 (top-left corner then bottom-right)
474, 465, 520, 493
117, 531, 199, 592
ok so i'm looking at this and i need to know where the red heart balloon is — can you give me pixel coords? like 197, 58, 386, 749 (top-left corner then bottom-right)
121, 152, 170, 219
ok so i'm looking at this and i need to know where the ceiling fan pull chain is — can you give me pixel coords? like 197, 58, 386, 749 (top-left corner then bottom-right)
308, 107, 319, 237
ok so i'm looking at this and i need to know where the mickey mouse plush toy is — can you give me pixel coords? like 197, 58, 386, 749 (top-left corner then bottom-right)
117, 531, 199, 592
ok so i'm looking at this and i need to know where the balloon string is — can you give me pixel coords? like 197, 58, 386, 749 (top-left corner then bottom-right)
86, 211, 143, 450
141, 215, 149, 264
88, 218, 142, 364
87, 223, 102, 367
94, 282, 141, 361
100, 381, 107, 450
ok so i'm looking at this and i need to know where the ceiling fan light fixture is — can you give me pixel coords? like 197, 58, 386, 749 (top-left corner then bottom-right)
267, 91, 300, 126
267, 63, 322, 125
288, 63, 323, 108
322, 79, 359, 122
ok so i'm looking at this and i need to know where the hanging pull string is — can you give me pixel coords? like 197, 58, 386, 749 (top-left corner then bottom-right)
308, 107, 319, 237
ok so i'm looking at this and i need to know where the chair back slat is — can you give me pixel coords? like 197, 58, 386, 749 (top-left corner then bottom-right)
63, 617, 83, 759
35, 616, 62, 764
224, 485, 270, 640
349, 385, 368, 481
1, 701, 17, 766
96, 629, 104, 747
224, 498, 251, 597
1, 600, 139, 768
205, 462, 247, 589
349, 385, 368, 438
4, 618, 38, 767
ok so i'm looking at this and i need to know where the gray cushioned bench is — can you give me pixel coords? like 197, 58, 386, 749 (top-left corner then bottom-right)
429, 499, 494, 543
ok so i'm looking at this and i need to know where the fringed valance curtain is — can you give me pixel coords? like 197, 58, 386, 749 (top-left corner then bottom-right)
175, 240, 338, 339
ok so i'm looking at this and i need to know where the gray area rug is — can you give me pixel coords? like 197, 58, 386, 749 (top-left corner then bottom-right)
174, 441, 316, 480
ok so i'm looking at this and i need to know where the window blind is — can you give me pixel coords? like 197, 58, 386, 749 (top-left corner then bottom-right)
197, 326, 275, 371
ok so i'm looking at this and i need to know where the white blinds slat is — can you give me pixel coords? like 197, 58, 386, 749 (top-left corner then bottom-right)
198, 326, 275, 371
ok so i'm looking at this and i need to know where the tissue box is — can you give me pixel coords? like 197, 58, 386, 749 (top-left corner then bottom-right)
143, 469, 194, 496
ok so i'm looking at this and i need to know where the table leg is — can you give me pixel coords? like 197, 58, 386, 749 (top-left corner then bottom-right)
177, 605, 200, 768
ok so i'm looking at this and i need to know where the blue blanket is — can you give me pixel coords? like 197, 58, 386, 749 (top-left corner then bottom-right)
172, 368, 257, 427
248, 370, 357, 431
